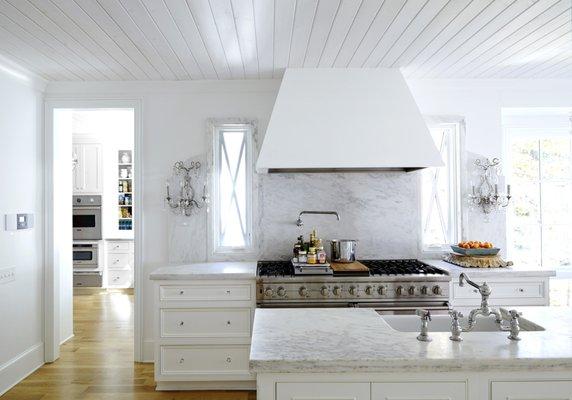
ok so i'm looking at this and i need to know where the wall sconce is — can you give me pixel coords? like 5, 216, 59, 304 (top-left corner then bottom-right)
165, 161, 207, 216
468, 158, 511, 215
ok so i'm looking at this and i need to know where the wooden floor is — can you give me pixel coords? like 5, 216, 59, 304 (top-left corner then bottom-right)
2, 289, 256, 400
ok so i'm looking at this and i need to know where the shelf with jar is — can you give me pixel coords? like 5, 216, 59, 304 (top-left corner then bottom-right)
117, 150, 133, 231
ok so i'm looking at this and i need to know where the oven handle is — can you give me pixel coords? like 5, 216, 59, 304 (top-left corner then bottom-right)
73, 206, 102, 210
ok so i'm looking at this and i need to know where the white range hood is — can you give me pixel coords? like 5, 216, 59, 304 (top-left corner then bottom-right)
256, 68, 443, 173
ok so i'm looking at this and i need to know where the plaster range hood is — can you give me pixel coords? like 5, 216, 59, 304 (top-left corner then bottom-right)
256, 68, 443, 173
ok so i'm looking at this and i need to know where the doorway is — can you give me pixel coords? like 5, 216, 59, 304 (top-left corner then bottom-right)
44, 100, 142, 362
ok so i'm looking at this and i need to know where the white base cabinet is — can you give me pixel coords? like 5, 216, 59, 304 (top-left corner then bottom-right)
154, 280, 256, 390
258, 372, 572, 400
450, 277, 550, 307
105, 240, 133, 288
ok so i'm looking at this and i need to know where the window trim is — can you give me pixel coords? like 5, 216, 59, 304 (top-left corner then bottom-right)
207, 119, 257, 260
419, 116, 466, 257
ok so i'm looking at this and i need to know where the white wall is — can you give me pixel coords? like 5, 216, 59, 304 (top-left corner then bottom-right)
45, 77, 572, 362
0, 69, 45, 394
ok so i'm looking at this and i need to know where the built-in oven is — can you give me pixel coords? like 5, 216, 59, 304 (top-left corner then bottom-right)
73, 243, 99, 268
73, 195, 102, 240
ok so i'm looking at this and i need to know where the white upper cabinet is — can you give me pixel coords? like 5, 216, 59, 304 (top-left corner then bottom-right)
72, 143, 103, 194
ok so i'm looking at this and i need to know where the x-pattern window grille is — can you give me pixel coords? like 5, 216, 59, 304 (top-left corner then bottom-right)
421, 123, 461, 250
213, 124, 253, 252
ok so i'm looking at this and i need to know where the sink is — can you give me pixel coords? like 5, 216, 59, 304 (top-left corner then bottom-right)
381, 313, 545, 333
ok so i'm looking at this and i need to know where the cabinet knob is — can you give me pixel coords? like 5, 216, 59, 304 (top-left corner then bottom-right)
226, 357, 232, 363
179, 358, 184, 364
178, 321, 184, 326
226, 320, 231, 326
226, 290, 231, 294
518, 288, 524, 292
179, 290, 185, 295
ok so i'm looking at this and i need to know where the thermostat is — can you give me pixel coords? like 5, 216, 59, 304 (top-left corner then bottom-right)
5, 213, 34, 231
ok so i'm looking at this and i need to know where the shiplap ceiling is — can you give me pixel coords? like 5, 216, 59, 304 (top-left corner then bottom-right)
0, 0, 570, 81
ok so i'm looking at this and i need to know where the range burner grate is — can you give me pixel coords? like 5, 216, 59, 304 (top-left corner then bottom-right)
257, 260, 293, 277
360, 259, 447, 276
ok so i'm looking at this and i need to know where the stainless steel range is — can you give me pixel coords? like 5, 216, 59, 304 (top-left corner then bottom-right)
256, 259, 451, 314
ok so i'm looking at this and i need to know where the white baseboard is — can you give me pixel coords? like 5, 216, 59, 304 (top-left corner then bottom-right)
142, 339, 154, 363
0, 343, 44, 396
60, 334, 74, 345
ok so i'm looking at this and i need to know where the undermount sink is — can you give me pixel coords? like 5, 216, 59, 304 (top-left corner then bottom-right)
381, 313, 545, 333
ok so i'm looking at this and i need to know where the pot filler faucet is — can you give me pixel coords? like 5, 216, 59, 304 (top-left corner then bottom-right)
296, 211, 340, 227
458, 273, 502, 330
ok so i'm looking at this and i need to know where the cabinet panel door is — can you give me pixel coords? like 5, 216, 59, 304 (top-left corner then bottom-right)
82, 144, 102, 193
72, 144, 84, 191
277, 382, 370, 400
372, 382, 466, 400
492, 381, 572, 399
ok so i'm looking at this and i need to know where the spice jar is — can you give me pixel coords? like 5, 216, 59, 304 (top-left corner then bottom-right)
307, 247, 317, 264
298, 250, 308, 264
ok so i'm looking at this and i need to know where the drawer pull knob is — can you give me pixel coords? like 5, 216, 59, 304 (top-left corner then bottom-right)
179, 290, 184, 295
226, 357, 232, 363
226, 320, 231, 326
473, 289, 478, 293
179, 358, 184, 364
226, 290, 231, 294
519, 288, 524, 292
178, 321, 184, 326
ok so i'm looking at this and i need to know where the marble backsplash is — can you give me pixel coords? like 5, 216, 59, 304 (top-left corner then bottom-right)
168, 168, 422, 263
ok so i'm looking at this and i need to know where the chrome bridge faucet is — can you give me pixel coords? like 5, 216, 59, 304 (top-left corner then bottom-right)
459, 273, 502, 331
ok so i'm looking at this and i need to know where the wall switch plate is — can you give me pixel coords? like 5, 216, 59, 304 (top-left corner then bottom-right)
5, 213, 34, 231
0, 267, 15, 284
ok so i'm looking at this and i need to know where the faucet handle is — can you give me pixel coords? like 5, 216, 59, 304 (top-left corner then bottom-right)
449, 310, 463, 320
416, 309, 431, 321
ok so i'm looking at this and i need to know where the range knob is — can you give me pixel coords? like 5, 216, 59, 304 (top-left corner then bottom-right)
408, 286, 416, 296
396, 286, 404, 296
277, 287, 286, 297
333, 286, 342, 296
264, 288, 274, 297
365, 286, 374, 295
378, 286, 386, 295
421, 286, 429, 295
299, 286, 308, 297
321, 286, 330, 297
432, 285, 442, 295
349, 286, 357, 296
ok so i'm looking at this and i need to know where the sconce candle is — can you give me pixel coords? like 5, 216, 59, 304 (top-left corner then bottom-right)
468, 158, 512, 215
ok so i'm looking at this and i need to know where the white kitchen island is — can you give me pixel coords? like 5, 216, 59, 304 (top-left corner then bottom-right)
250, 307, 572, 400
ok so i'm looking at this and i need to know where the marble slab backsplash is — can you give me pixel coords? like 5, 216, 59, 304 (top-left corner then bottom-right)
168, 168, 422, 263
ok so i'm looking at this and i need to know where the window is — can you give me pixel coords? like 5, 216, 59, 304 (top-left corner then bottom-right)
507, 113, 572, 269
212, 123, 253, 254
421, 120, 462, 251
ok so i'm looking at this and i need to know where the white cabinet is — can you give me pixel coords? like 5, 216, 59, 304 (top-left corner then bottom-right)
105, 240, 133, 288
72, 143, 103, 194
277, 383, 370, 400
372, 382, 466, 400
491, 381, 572, 399
154, 279, 256, 390
451, 277, 550, 307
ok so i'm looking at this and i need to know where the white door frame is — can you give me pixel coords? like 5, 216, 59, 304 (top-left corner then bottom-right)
44, 98, 143, 362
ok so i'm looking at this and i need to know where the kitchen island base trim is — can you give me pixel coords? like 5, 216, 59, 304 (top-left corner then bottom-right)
256, 371, 572, 400
155, 380, 256, 391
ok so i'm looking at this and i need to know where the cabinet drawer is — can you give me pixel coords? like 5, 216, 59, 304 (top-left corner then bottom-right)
107, 270, 133, 287
160, 308, 251, 338
108, 241, 131, 252
492, 380, 572, 399
277, 383, 370, 400
107, 253, 133, 270
372, 382, 466, 399
453, 281, 544, 300
160, 284, 251, 301
160, 345, 250, 375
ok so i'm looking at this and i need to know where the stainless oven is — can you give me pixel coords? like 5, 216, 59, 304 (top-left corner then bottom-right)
73, 243, 99, 268
73, 195, 102, 240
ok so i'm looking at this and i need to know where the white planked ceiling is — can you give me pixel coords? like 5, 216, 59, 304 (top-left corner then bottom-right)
0, 0, 570, 81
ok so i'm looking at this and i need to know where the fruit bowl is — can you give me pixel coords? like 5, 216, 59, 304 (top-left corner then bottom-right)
450, 245, 500, 256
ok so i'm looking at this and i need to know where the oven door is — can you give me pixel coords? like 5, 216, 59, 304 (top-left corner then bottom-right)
73, 245, 98, 267
73, 207, 102, 240
355, 301, 451, 315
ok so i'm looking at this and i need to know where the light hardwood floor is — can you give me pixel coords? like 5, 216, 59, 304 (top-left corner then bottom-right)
2, 289, 256, 400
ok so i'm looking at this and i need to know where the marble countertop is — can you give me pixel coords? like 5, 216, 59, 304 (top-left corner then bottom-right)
149, 262, 257, 280
250, 306, 572, 373
423, 259, 556, 278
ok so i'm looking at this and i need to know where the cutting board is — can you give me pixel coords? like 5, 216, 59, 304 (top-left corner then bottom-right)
330, 261, 370, 276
